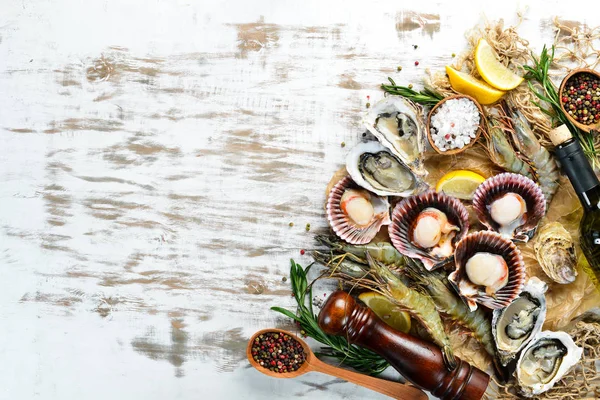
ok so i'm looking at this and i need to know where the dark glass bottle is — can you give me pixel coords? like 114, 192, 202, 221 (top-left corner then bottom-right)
551, 125, 600, 290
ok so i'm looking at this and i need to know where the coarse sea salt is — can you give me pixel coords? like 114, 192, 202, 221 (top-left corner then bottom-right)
430, 98, 480, 152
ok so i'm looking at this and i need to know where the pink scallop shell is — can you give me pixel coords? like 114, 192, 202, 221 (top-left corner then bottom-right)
326, 175, 391, 245
449, 231, 526, 311
389, 190, 469, 270
472, 173, 546, 243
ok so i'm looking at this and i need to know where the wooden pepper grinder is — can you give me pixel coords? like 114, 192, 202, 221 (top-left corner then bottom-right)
318, 291, 490, 400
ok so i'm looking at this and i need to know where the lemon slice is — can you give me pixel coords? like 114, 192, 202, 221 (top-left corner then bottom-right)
436, 170, 485, 200
475, 39, 524, 91
358, 292, 411, 333
446, 65, 505, 105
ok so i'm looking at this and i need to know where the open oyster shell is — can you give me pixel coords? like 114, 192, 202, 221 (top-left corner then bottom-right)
363, 96, 427, 176
472, 173, 546, 243
449, 231, 526, 311
492, 278, 548, 366
345, 141, 426, 197
516, 331, 583, 397
533, 222, 578, 284
326, 175, 391, 244
389, 191, 469, 270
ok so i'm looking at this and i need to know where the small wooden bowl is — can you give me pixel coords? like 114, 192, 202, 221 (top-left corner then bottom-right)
559, 68, 600, 133
426, 94, 485, 155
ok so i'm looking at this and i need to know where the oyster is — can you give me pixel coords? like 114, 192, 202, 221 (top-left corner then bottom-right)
389, 191, 469, 270
533, 222, 578, 284
473, 173, 546, 243
492, 278, 547, 366
326, 175, 390, 244
345, 141, 425, 197
363, 96, 427, 176
516, 331, 583, 397
449, 231, 526, 311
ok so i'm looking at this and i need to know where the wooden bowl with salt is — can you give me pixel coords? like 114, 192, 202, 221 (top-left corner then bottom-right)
558, 68, 600, 133
426, 94, 485, 155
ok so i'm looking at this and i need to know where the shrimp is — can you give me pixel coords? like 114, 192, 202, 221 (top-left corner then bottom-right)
483, 115, 535, 179
314, 246, 457, 370
315, 235, 404, 267
365, 254, 457, 370
507, 107, 560, 205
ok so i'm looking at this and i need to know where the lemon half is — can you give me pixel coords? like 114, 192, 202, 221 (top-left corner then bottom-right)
446, 65, 505, 105
436, 170, 486, 200
475, 39, 524, 91
358, 292, 411, 333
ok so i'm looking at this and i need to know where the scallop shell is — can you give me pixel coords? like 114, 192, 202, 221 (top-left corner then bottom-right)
492, 277, 548, 366
326, 175, 391, 244
362, 96, 427, 176
345, 141, 427, 197
472, 173, 546, 243
516, 331, 583, 397
389, 191, 469, 270
449, 231, 526, 311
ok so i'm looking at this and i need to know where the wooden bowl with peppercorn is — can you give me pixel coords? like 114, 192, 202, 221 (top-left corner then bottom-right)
559, 68, 600, 133
426, 94, 485, 155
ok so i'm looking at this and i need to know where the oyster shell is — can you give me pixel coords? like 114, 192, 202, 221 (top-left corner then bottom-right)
363, 96, 427, 176
516, 331, 583, 397
389, 191, 469, 270
345, 141, 425, 197
492, 278, 548, 366
533, 222, 578, 284
326, 175, 390, 244
449, 231, 526, 311
472, 173, 546, 243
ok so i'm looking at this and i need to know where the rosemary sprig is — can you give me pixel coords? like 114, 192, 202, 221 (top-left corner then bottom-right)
271, 259, 389, 375
381, 77, 443, 106
523, 45, 598, 161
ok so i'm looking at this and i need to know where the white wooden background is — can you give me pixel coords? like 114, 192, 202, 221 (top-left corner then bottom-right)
1, 1, 598, 399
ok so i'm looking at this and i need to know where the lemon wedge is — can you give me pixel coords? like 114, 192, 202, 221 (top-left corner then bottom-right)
358, 292, 411, 333
436, 170, 485, 200
446, 65, 505, 105
475, 39, 524, 91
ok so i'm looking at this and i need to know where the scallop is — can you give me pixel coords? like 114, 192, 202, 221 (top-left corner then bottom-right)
363, 96, 427, 176
345, 141, 426, 197
449, 231, 526, 311
516, 331, 583, 397
473, 173, 546, 243
389, 191, 469, 270
326, 175, 391, 244
492, 278, 548, 366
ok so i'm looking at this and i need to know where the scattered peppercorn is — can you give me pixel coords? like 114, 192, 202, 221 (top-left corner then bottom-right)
414, 61, 419, 66
300, 249, 305, 255
452, 53, 456, 58
408, 84, 413, 89
305, 223, 311, 231
366, 102, 370, 108
289, 222, 294, 227
282, 276, 287, 282
397, 66, 402, 72
413, 44, 418, 49
561, 72, 600, 125
341, 142, 346, 148
251, 332, 306, 373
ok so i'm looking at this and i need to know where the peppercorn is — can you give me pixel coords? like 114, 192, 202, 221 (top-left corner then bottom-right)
341, 142, 346, 148
305, 223, 311, 231
414, 61, 419, 66
397, 66, 402, 72
252, 332, 306, 373
561, 72, 600, 125
408, 84, 413, 89
289, 222, 294, 227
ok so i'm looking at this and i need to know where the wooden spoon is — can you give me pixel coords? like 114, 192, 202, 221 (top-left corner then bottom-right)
246, 328, 428, 400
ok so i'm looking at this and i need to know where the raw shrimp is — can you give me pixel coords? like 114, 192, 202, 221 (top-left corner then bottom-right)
484, 115, 535, 179
315, 235, 404, 267
507, 107, 559, 205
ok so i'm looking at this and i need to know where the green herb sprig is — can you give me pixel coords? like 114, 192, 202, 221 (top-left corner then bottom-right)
523, 45, 598, 162
271, 260, 389, 375
381, 77, 443, 106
